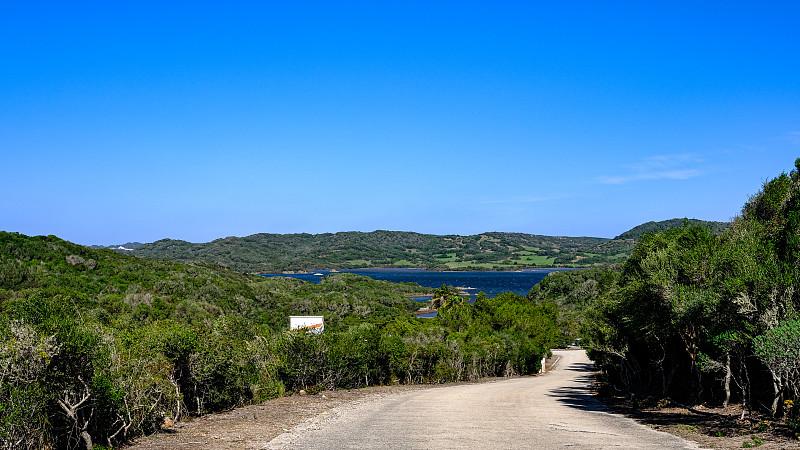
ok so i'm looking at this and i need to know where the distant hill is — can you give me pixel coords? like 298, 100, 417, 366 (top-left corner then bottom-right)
130, 220, 730, 273
89, 242, 144, 254
133, 231, 635, 273
614, 219, 730, 240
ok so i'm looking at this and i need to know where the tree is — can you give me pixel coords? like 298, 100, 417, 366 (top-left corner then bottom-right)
754, 319, 800, 416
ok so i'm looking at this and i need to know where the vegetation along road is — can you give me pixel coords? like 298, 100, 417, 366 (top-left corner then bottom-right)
265, 349, 698, 449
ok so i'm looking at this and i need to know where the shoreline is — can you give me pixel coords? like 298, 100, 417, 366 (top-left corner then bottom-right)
257, 267, 575, 275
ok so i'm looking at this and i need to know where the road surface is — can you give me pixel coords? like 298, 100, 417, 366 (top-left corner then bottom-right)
266, 349, 700, 449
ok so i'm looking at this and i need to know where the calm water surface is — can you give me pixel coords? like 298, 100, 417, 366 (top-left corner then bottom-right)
261, 268, 572, 301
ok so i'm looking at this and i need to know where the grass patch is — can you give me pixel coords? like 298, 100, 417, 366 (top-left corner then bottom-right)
514, 254, 556, 265
435, 253, 458, 263
393, 260, 417, 267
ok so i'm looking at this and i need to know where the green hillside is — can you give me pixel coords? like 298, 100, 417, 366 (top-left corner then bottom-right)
614, 218, 730, 240
132, 220, 729, 274
133, 230, 636, 272
0, 232, 428, 332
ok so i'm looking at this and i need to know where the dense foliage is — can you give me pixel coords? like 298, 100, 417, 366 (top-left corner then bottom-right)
0, 232, 559, 449
526, 266, 620, 347
132, 230, 636, 272
577, 160, 800, 430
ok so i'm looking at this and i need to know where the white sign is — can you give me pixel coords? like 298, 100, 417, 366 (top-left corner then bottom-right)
289, 316, 324, 333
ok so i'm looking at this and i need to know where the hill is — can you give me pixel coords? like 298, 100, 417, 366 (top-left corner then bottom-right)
0, 231, 560, 448
0, 232, 427, 333
132, 220, 729, 273
614, 218, 730, 240
132, 231, 636, 273
89, 241, 144, 253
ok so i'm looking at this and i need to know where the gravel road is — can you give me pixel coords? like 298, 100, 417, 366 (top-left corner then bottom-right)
266, 349, 701, 449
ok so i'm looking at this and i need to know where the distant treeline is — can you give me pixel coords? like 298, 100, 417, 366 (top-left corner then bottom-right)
0, 232, 559, 449
529, 160, 800, 432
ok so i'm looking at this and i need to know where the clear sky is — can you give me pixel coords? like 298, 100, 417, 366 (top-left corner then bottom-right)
2, 2, 799, 245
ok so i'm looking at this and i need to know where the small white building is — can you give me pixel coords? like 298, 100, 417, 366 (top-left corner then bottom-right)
289, 316, 324, 333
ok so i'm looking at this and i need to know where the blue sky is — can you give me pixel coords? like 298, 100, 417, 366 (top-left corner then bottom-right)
2, 2, 799, 244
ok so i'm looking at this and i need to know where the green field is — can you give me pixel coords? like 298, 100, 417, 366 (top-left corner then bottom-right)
512, 251, 556, 266
434, 253, 458, 263
393, 259, 417, 267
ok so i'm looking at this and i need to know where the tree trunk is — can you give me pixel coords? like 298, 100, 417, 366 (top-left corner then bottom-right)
740, 361, 750, 421
80, 430, 93, 450
771, 371, 782, 416
168, 374, 182, 421
723, 353, 731, 408
57, 377, 94, 450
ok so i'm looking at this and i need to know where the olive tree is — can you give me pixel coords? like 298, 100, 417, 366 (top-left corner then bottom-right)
754, 319, 800, 416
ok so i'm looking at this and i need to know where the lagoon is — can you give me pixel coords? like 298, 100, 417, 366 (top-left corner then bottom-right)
261, 268, 572, 301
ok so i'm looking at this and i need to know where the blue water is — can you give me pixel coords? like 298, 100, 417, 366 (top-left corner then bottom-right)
261, 268, 572, 301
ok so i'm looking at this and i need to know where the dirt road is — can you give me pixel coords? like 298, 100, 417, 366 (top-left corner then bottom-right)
266, 349, 700, 449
